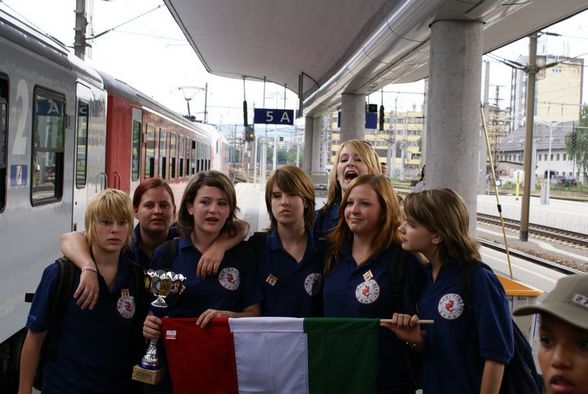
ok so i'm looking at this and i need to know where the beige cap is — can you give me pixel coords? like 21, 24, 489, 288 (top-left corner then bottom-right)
513, 274, 588, 330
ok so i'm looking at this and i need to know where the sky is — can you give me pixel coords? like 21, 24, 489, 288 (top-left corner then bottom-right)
2, 0, 587, 126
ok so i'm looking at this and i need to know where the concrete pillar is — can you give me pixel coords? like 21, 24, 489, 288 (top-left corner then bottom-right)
426, 20, 483, 232
340, 93, 365, 142
303, 117, 314, 172
311, 117, 322, 173
303, 116, 323, 174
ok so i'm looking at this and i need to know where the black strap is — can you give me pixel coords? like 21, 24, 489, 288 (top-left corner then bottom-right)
51, 258, 75, 324
162, 238, 180, 271
250, 232, 268, 261
388, 246, 408, 313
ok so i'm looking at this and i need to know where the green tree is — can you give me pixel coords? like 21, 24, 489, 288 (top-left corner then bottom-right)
565, 104, 588, 178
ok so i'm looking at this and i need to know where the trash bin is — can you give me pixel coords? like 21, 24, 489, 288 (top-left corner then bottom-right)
496, 274, 543, 342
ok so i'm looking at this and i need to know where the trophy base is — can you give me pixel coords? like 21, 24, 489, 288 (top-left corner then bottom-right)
132, 364, 164, 385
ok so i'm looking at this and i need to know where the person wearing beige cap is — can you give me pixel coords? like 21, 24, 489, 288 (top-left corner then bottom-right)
514, 274, 588, 394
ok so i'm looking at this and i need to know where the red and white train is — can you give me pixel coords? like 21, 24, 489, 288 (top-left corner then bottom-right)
0, 9, 227, 385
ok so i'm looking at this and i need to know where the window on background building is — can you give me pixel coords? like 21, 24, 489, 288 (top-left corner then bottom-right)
563, 153, 567, 161
556, 153, 560, 161
551, 154, 554, 160
32, 88, 65, 205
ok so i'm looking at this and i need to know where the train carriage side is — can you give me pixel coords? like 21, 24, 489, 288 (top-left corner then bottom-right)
0, 9, 107, 382
99, 71, 219, 199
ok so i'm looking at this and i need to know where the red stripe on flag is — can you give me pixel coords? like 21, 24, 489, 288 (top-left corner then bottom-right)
163, 317, 238, 394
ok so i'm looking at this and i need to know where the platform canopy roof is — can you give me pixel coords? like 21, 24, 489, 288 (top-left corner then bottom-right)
164, 0, 588, 116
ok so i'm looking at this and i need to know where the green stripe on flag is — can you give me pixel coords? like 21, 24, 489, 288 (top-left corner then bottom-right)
304, 318, 379, 394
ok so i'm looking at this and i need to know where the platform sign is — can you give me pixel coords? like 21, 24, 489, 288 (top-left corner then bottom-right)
337, 111, 378, 129
365, 112, 377, 129
10, 164, 27, 186
254, 108, 294, 125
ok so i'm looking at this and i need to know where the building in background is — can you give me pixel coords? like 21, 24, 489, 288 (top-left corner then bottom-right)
511, 55, 584, 129
328, 108, 425, 180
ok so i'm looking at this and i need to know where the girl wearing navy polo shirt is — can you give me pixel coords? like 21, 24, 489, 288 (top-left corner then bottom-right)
19, 189, 145, 394
60, 177, 248, 309
315, 139, 381, 239
252, 165, 326, 317
383, 189, 514, 394
142, 171, 260, 392
323, 175, 425, 393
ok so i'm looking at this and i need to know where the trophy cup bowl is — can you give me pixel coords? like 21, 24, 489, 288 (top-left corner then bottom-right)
132, 269, 185, 385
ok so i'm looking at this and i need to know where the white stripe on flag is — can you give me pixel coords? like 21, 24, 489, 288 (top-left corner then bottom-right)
229, 317, 308, 394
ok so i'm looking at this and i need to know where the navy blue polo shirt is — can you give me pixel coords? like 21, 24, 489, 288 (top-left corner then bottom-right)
251, 229, 326, 317
149, 238, 261, 318
313, 202, 339, 239
323, 244, 426, 393
126, 223, 179, 268
418, 263, 514, 394
26, 257, 143, 394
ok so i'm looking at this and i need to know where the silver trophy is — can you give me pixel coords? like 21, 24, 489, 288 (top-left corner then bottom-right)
132, 269, 185, 385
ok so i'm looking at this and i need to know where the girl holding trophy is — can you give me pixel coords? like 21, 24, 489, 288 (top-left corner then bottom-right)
19, 189, 146, 394
142, 171, 261, 392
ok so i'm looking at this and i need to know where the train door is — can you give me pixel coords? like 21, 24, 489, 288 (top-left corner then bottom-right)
129, 108, 142, 197
72, 83, 106, 231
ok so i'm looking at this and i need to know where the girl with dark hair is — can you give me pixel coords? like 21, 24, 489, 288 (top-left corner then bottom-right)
142, 171, 260, 393
323, 174, 425, 393
382, 189, 513, 394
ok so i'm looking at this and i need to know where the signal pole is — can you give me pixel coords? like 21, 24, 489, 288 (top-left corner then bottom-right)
520, 32, 538, 242
74, 0, 88, 59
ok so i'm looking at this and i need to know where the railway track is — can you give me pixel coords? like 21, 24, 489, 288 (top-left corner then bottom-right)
477, 213, 588, 249
478, 238, 583, 275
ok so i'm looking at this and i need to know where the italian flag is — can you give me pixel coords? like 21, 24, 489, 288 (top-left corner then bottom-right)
162, 317, 379, 394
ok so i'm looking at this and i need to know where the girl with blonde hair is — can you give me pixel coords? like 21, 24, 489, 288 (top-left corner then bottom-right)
315, 139, 381, 238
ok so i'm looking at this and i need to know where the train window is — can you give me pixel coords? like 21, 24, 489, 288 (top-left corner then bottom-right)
0, 76, 7, 212
169, 133, 176, 180
75, 101, 89, 188
131, 119, 141, 181
196, 141, 201, 172
145, 124, 156, 178
160, 130, 167, 179
191, 140, 196, 175
178, 136, 184, 178
186, 138, 192, 176
31, 88, 65, 205
0, 98, 6, 212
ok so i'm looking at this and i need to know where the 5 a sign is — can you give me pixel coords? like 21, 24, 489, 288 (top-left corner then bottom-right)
254, 108, 294, 125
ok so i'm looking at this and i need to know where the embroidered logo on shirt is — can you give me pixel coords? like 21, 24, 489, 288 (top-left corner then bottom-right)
304, 273, 323, 296
355, 279, 380, 304
117, 289, 136, 319
218, 267, 240, 291
437, 293, 464, 320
